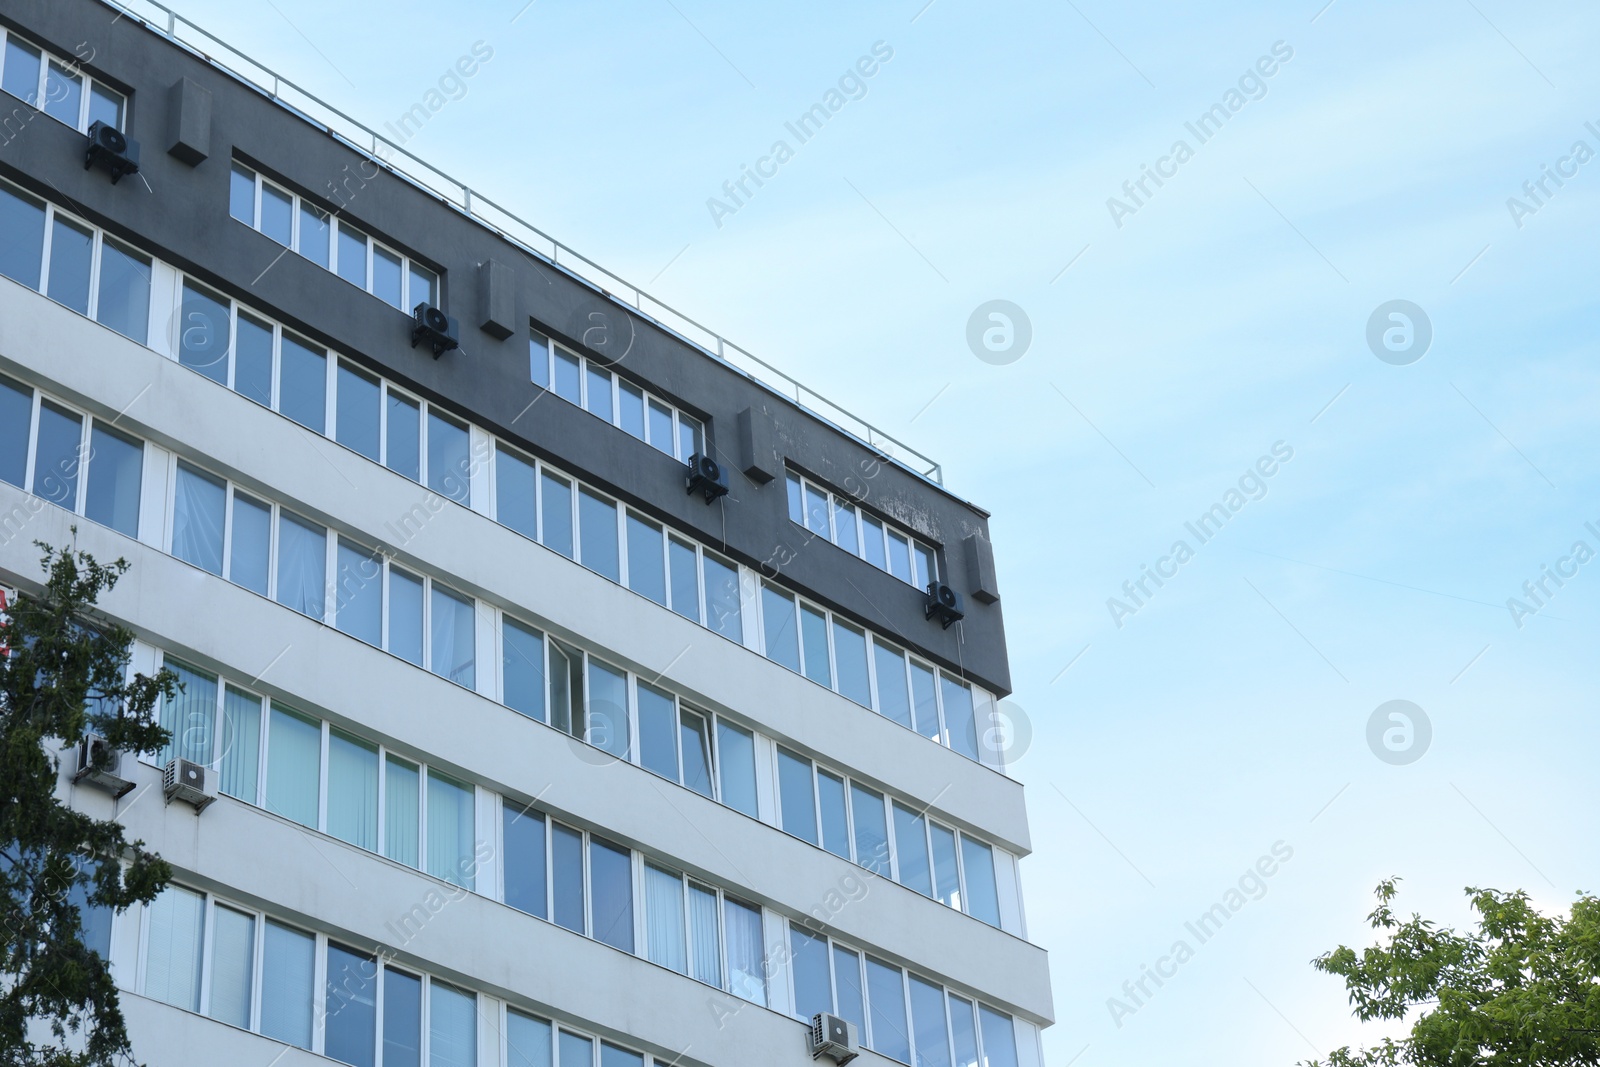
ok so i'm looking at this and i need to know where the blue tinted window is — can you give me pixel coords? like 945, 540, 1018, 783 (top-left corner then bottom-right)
32, 401, 82, 508
85, 424, 141, 536
336, 364, 381, 461
777, 748, 817, 845
427, 412, 470, 505
578, 489, 619, 581
0, 183, 45, 289
0, 375, 32, 488
496, 448, 538, 539
46, 217, 92, 315
279, 335, 327, 433
503, 805, 547, 919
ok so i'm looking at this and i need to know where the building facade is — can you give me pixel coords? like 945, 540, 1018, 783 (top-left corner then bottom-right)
0, 1, 1054, 1064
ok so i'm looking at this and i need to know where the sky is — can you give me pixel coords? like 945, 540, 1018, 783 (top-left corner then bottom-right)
124, 0, 1600, 1063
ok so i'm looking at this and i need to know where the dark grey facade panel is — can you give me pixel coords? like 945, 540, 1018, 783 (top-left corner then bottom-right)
164, 76, 211, 166
0, 0, 1013, 695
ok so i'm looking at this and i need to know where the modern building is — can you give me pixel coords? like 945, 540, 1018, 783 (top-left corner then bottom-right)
0, 1, 1054, 1064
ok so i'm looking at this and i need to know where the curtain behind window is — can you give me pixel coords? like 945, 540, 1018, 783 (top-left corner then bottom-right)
645, 866, 686, 974
158, 660, 216, 768
142, 885, 203, 1011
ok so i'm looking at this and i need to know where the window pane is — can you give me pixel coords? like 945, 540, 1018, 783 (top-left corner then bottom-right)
762, 587, 800, 673
2, 39, 42, 107
910, 662, 940, 740
43, 61, 83, 127
261, 921, 314, 1049
85, 423, 141, 536
427, 771, 475, 889
716, 721, 758, 818
590, 837, 633, 952
325, 943, 378, 1067
143, 885, 203, 1011
800, 604, 830, 688
88, 83, 123, 130
503, 804, 547, 919
914, 543, 937, 589
625, 514, 666, 605
862, 515, 887, 570
32, 400, 82, 508
507, 1011, 552, 1067
209, 905, 255, 1029
637, 681, 677, 782
777, 748, 817, 845
337, 222, 367, 288
298, 202, 330, 268
818, 771, 850, 859
548, 639, 582, 738
866, 958, 911, 1063
540, 471, 573, 558
228, 164, 255, 224
235, 313, 273, 406
95, 239, 150, 342
888, 532, 913, 583
157, 659, 215, 768
230, 491, 271, 595
724, 898, 767, 1005
834, 501, 858, 555
645, 865, 687, 973
790, 926, 832, 1021
930, 823, 961, 909
585, 659, 628, 760
528, 331, 549, 390
834, 946, 866, 1037
960, 837, 1001, 927
266, 706, 320, 828
427, 412, 471, 505
280, 334, 327, 433
328, 731, 378, 851
177, 281, 230, 383
949, 995, 979, 1067
703, 554, 742, 642
0, 183, 45, 289
408, 263, 437, 309
668, 538, 699, 623
910, 976, 952, 1067
679, 708, 713, 799
689, 883, 721, 987
496, 447, 537, 539
584, 363, 613, 422
430, 585, 476, 688
385, 757, 420, 867
0, 376, 28, 488
47, 217, 92, 314
373, 246, 403, 309
940, 677, 979, 760
336, 363, 381, 461
260, 184, 293, 246
786, 473, 803, 524
677, 415, 702, 462
578, 489, 619, 581
335, 541, 382, 645
389, 567, 424, 665
618, 381, 645, 438
558, 1034, 591, 1067
386, 393, 422, 481
647, 400, 673, 455
276, 511, 326, 619
893, 804, 932, 897
978, 1007, 1020, 1067
551, 823, 584, 934
850, 783, 890, 875
384, 969, 423, 1067
873, 644, 913, 729
803, 484, 829, 538
218, 685, 261, 802
503, 618, 546, 722
429, 983, 477, 1067
601, 1044, 642, 1067
553, 348, 581, 404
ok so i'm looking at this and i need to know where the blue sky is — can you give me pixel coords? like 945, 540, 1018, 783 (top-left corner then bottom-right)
146, 0, 1600, 1062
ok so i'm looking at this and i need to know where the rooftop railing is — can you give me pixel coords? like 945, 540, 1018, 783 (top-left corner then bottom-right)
96, 0, 945, 487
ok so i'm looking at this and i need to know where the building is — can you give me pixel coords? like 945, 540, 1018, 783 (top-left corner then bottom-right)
0, 1, 1054, 1064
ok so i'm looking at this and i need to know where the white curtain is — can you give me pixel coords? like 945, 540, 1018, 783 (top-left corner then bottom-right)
142, 885, 203, 1011
426, 772, 475, 890
159, 660, 216, 768
172, 464, 225, 575
645, 866, 686, 974
265, 706, 320, 829
260, 920, 314, 1049
275, 512, 327, 620
327, 731, 378, 851
689, 885, 721, 988
430, 586, 476, 688
723, 898, 766, 1007
219, 685, 261, 803
208, 905, 255, 1029
385, 757, 420, 868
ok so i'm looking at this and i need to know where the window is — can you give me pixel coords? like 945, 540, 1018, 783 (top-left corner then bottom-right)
156, 659, 216, 768
328, 731, 379, 851
47, 215, 92, 314
832, 621, 870, 707
430, 585, 476, 688
791, 927, 832, 1021
785, 471, 938, 590
930, 823, 961, 909
0, 30, 125, 133
385, 969, 423, 1067
818, 771, 850, 858
668, 537, 700, 623
644, 865, 686, 973
336, 541, 383, 645
279, 333, 328, 433
388, 393, 422, 481
716, 721, 758, 818
893, 803, 932, 897
762, 586, 800, 673
143, 885, 204, 1011
84, 423, 142, 536
585, 659, 629, 760
276, 510, 327, 620
507, 1010, 550, 1067
95, 239, 150, 341
209, 905, 255, 1029
541, 470, 574, 558
529, 329, 707, 461
337, 363, 382, 461
326, 943, 378, 1067
777, 747, 818, 846
703, 553, 742, 642
875, 641, 913, 729
866, 957, 911, 1063
429, 982, 477, 1067
978, 1006, 1021, 1067
172, 463, 225, 574
219, 685, 262, 802
939, 676, 979, 760
503, 617, 546, 721
427, 411, 470, 505
386, 757, 421, 868
266, 705, 320, 828
724, 897, 767, 1006
231, 492, 272, 595
625, 514, 666, 605
496, 446, 538, 540
390, 568, 425, 666
552, 823, 584, 934
910, 976, 952, 1067
426, 771, 475, 890
261, 920, 315, 1048
578, 488, 619, 582
851, 784, 891, 876
0, 183, 45, 289
960, 837, 1001, 928
503, 803, 547, 919
637, 681, 678, 782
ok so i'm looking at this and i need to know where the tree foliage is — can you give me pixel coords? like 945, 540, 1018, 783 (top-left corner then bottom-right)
1304, 878, 1600, 1067
0, 540, 176, 1066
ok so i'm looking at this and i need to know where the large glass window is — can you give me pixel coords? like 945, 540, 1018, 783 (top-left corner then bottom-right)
625, 514, 666, 605
299, 203, 331, 268
503, 618, 546, 721
336, 363, 381, 462
716, 721, 758, 818
680, 708, 713, 799
668, 538, 700, 624
46, 216, 92, 315
373, 246, 403, 309
219, 685, 262, 802
385, 757, 420, 868
0, 376, 29, 488
801, 604, 830, 687
427, 411, 470, 505
337, 222, 368, 289
429, 982, 477, 1067
541, 471, 574, 559
637, 682, 677, 782
960, 836, 1001, 928
940, 677, 979, 760
230, 491, 272, 595
426, 772, 475, 890
949, 995, 980, 1067
325, 943, 378, 1067
818, 771, 850, 859
910, 976, 952, 1067
503, 804, 547, 919
266, 705, 320, 828
645, 865, 687, 974
507, 1011, 552, 1067
552, 823, 585, 935
589, 838, 633, 953
172, 463, 225, 575
585, 660, 629, 760
930, 824, 961, 910
834, 946, 866, 1038
430, 585, 476, 688
894, 803, 932, 897
95, 239, 150, 342
209, 905, 255, 1029
229, 164, 254, 225
865, 957, 910, 1063
157, 660, 216, 768
276, 511, 326, 619
235, 313, 274, 406
0, 183, 44, 289
32, 400, 82, 508
328, 731, 379, 852
703, 554, 742, 642
910, 662, 940, 740
1, 38, 42, 108
689, 884, 721, 987
851, 784, 890, 876
84, 423, 141, 536
978, 1007, 1020, 1067
791, 927, 832, 1022
389, 568, 425, 667
279, 334, 327, 434
777, 748, 817, 846
387, 393, 422, 482
584, 363, 612, 422
143, 885, 204, 1011
578, 488, 619, 582
496, 447, 538, 540
833, 622, 871, 708
762, 587, 800, 673
335, 541, 382, 646
259, 184, 293, 246
559, 1033, 591, 1067
724, 897, 766, 1006
261, 920, 315, 1049
876, 643, 913, 730
384, 969, 423, 1067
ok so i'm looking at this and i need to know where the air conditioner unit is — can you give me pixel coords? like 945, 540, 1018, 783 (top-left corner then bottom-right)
162, 758, 216, 813
685, 453, 729, 503
73, 734, 135, 798
411, 303, 460, 357
84, 121, 140, 184
924, 581, 965, 629
808, 1013, 859, 1065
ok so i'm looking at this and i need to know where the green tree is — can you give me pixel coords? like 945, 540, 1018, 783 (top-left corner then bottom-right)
1304, 878, 1600, 1067
0, 540, 176, 1066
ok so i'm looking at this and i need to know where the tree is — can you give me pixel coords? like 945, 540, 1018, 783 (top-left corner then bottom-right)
1304, 878, 1600, 1067
0, 539, 177, 1066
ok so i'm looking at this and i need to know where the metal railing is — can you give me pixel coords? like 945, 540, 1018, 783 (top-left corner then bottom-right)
97, 0, 945, 486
